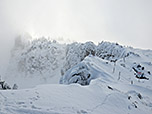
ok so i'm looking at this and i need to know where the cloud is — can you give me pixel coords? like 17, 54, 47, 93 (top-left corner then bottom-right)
1, 0, 152, 48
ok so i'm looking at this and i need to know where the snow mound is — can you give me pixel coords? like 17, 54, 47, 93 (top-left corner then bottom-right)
60, 56, 114, 85
0, 78, 152, 114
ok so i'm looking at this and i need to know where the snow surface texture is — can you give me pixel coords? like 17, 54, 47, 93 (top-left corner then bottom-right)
1, 35, 152, 114
0, 78, 152, 114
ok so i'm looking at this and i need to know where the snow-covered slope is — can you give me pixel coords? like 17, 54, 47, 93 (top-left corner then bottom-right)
1, 36, 152, 114
1, 53, 152, 113
0, 77, 152, 114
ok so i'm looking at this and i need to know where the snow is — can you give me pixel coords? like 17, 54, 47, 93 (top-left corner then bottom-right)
0, 36, 152, 113
60, 56, 114, 85
0, 78, 152, 114
5, 37, 66, 88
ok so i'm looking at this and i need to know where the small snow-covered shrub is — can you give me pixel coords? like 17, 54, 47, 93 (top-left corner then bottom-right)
3, 83, 11, 90
0, 81, 11, 90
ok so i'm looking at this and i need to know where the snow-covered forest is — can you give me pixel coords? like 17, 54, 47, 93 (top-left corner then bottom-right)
0, 35, 152, 114
5, 35, 137, 87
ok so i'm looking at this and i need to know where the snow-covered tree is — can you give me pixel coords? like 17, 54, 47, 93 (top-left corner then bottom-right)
62, 41, 96, 75
8, 35, 139, 85
9, 37, 66, 78
60, 62, 91, 85
96, 41, 129, 61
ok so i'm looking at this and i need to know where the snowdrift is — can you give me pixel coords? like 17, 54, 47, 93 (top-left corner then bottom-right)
0, 78, 152, 114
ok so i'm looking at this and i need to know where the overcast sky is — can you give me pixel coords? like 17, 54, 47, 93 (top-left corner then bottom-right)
0, 0, 152, 74
1, 0, 152, 48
